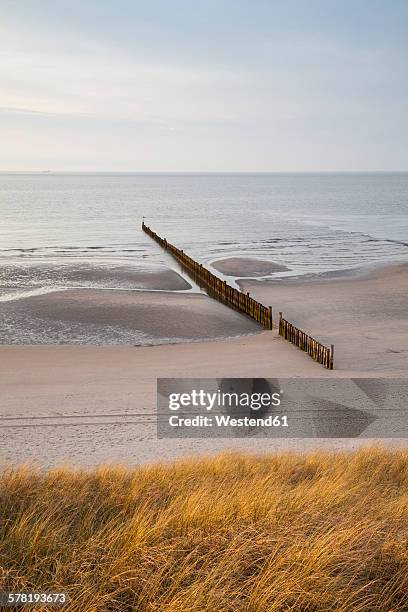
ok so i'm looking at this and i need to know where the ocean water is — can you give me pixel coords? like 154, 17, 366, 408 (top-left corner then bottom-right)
1, 172, 408, 297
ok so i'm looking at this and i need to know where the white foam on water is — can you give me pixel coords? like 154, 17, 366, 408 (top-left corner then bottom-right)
0, 286, 66, 303
0, 172, 407, 287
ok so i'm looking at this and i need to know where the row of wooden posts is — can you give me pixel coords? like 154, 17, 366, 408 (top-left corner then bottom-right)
279, 312, 334, 369
142, 221, 272, 328
142, 221, 334, 369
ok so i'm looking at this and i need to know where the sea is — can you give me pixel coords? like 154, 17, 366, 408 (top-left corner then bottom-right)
1, 172, 408, 300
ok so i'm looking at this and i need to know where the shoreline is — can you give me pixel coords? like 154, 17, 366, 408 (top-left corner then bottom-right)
237, 259, 408, 285
0, 288, 260, 345
1, 261, 407, 365
239, 261, 408, 372
1, 261, 407, 467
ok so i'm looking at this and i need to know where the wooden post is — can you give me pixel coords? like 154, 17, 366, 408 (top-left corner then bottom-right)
330, 344, 334, 370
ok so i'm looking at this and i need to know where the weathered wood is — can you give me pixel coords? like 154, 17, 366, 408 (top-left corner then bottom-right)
277, 311, 334, 369
142, 221, 334, 368
142, 221, 273, 330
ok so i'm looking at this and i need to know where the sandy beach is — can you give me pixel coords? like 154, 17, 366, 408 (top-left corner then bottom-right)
0, 287, 260, 345
240, 262, 408, 372
1, 336, 407, 468
1, 261, 407, 466
211, 256, 290, 276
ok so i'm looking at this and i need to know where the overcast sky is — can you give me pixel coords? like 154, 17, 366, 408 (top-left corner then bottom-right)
1, 0, 407, 171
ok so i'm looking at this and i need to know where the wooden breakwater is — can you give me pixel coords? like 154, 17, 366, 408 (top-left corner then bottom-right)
142, 221, 335, 368
279, 312, 334, 369
142, 221, 273, 329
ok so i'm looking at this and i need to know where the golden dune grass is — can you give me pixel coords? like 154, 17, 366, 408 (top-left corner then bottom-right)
0, 448, 407, 611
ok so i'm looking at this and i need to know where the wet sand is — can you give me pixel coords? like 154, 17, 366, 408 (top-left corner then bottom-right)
0, 289, 259, 345
239, 263, 408, 372
1, 260, 191, 292
212, 256, 289, 276
0, 263, 407, 467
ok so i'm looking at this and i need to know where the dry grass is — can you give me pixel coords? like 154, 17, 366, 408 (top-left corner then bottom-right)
1, 448, 408, 611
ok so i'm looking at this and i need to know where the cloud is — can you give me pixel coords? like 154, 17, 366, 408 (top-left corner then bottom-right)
0, 2, 407, 170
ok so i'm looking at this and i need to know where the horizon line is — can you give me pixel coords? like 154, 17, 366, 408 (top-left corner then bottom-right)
1, 170, 408, 175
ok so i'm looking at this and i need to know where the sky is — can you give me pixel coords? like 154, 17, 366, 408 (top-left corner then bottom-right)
0, 0, 407, 172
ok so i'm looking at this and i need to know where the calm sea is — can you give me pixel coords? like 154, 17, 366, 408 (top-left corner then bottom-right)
1, 172, 408, 297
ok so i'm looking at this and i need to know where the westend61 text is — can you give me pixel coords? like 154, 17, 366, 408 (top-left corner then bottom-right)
169, 415, 288, 427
